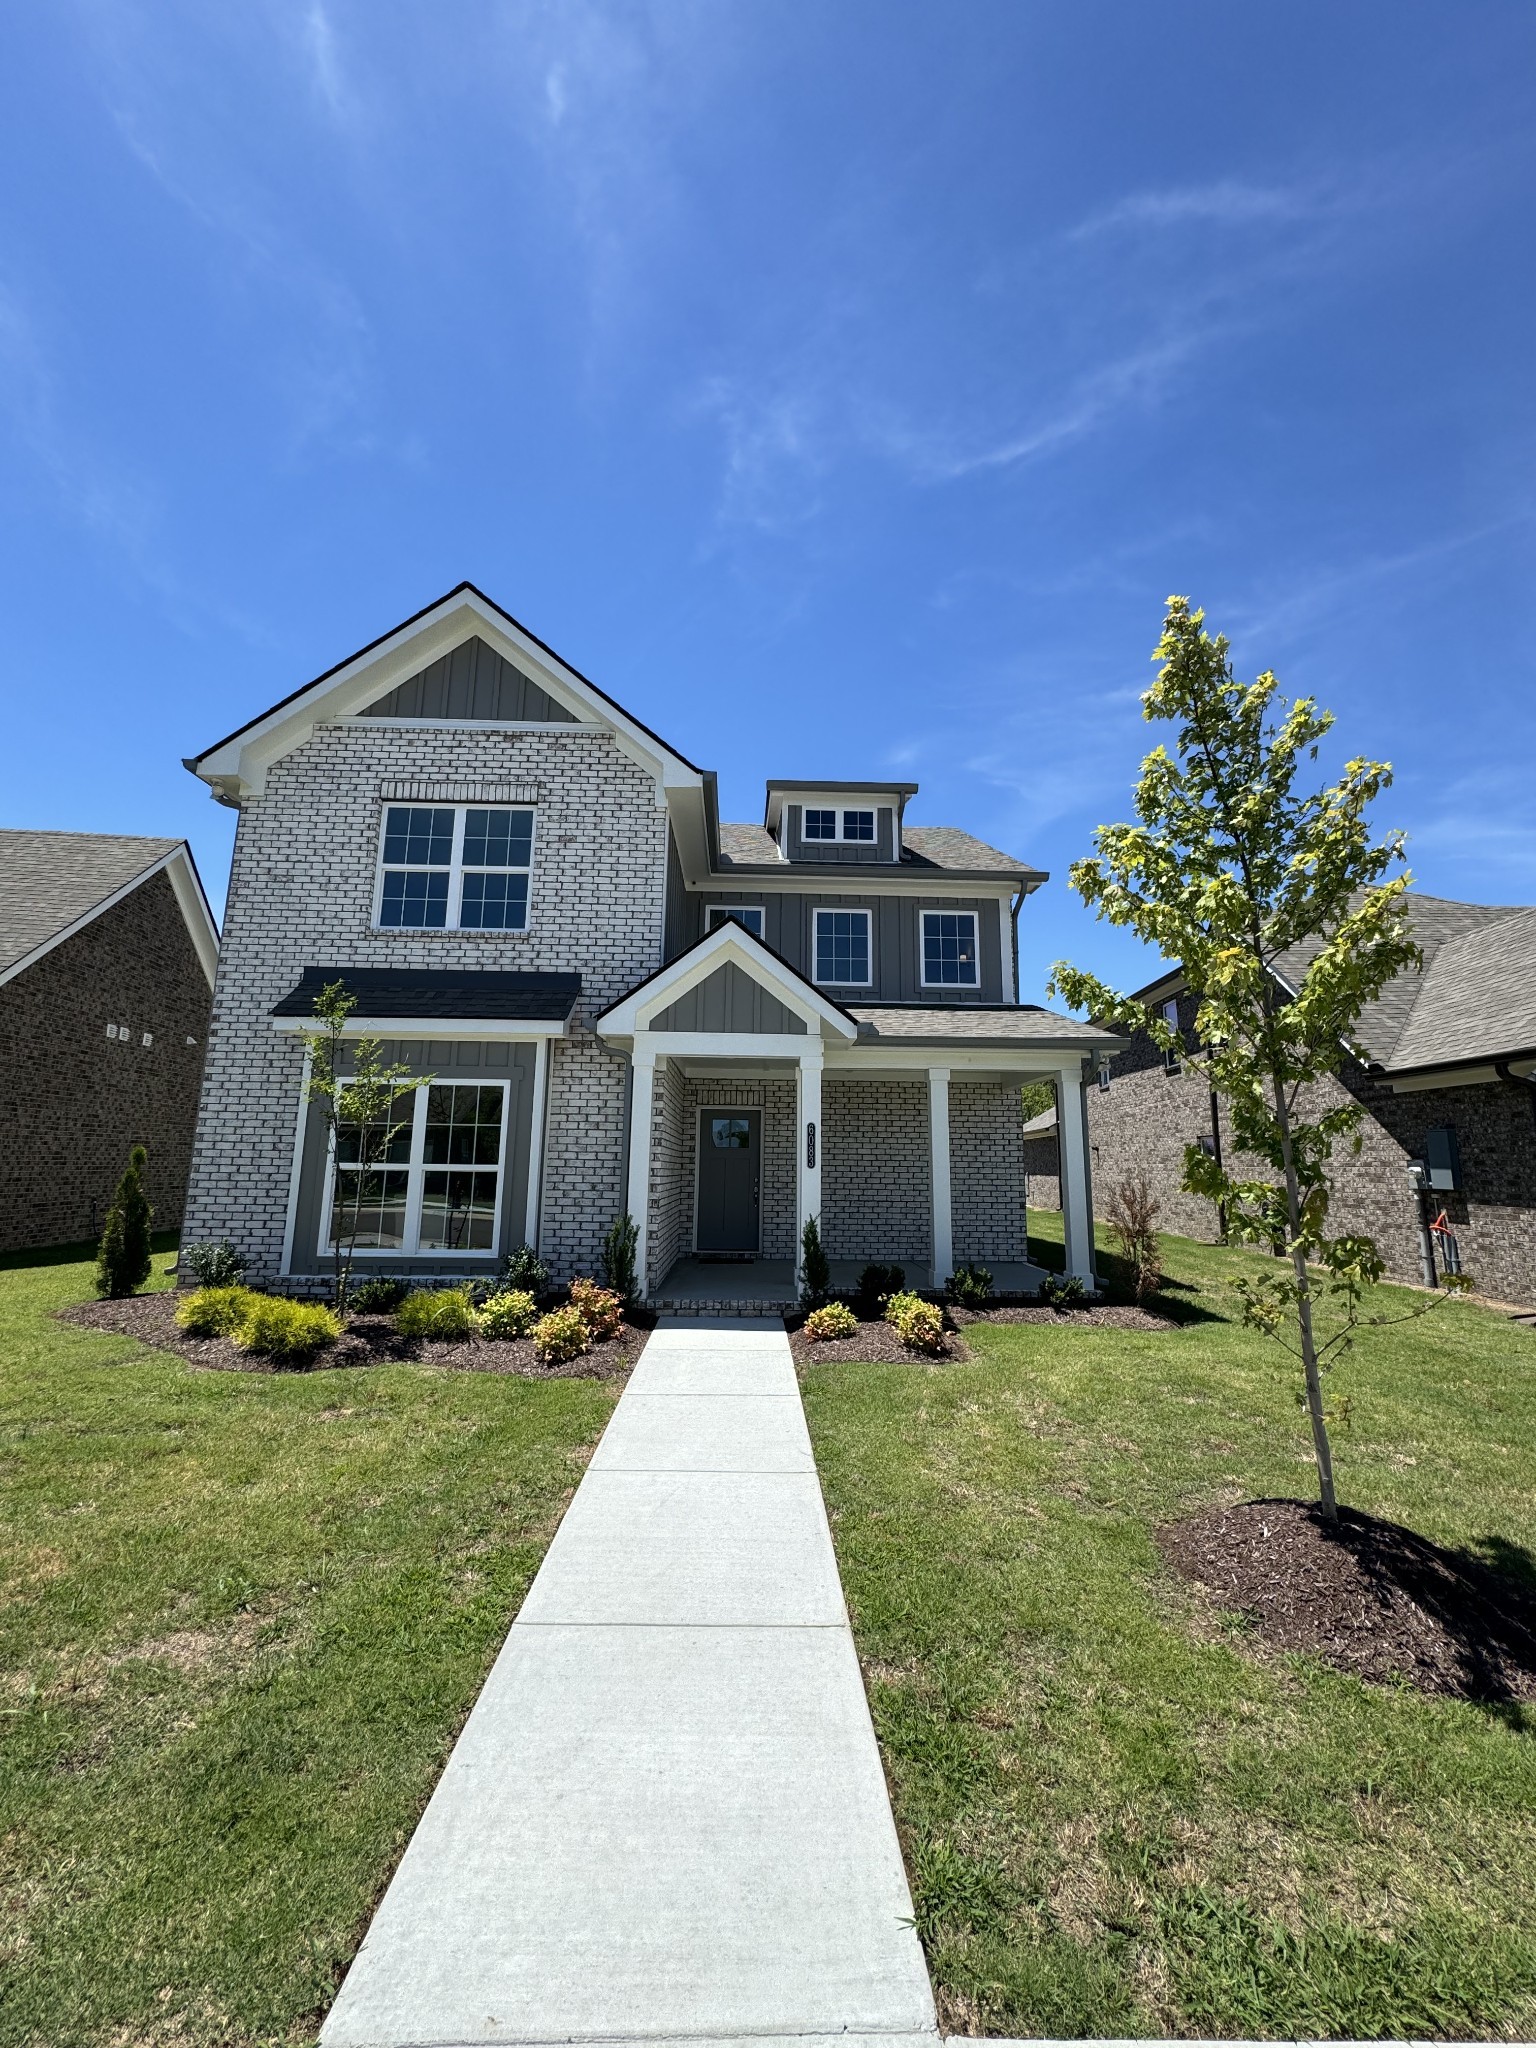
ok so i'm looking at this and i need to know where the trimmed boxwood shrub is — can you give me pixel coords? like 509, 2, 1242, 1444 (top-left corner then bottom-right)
350, 1275, 411, 1314
854, 1263, 906, 1315
947, 1262, 993, 1309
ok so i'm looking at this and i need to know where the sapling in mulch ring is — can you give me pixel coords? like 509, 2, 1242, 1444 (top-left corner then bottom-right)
300, 980, 434, 1316
1050, 596, 1469, 1523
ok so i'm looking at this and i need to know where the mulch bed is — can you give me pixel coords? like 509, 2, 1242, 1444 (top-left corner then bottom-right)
787, 1309, 971, 1366
1159, 1497, 1536, 1703
951, 1300, 1175, 1332
57, 1294, 644, 1382
786, 1294, 1174, 1363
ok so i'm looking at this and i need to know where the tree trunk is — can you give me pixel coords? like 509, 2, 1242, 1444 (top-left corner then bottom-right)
1272, 1075, 1338, 1521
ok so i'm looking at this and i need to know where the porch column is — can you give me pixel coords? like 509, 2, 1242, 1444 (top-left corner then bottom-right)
797, 1041, 823, 1275
1056, 1063, 1095, 1287
628, 1043, 658, 1294
928, 1066, 953, 1286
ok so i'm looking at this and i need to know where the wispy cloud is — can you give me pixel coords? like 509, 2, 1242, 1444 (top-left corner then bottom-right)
1068, 177, 1316, 240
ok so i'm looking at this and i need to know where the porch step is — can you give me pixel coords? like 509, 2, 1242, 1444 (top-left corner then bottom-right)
650, 1296, 791, 1318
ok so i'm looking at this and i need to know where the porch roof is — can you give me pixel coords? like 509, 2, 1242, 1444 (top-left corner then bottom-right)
847, 1003, 1124, 1052
271, 965, 581, 1023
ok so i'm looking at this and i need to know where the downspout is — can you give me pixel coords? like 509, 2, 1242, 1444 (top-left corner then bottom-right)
1010, 887, 1024, 1004
1208, 1088, 1227, 1242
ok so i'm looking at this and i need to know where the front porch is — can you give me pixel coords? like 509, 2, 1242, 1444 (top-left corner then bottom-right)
653, 1253, 1053, 1311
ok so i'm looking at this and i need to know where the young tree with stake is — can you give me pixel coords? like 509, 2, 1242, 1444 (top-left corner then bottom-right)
1051, 597, 1464, 1523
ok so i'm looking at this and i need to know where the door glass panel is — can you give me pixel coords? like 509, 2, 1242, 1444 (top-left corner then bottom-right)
711, 1117, 752, 1149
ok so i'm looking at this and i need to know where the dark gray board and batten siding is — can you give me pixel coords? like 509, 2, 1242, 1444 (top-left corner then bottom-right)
289, 1039, 539, 1276
358, 636, 578, 724
681, 891, 1006, 1003
651, 962, 807, 1035
782, 803, 897, 865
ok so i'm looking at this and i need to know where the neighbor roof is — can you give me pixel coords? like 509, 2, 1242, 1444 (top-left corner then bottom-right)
715, 819, 1044, 881
0, 830, 217, 988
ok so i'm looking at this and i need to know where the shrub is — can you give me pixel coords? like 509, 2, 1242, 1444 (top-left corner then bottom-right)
600, 1213, 639, 1302
569, 1277, 625, 1341
175, 1286, 257, 1338
234, 1296, 342, 1364
350, 1275, 411, 1314
502, 1244, 551, 1296
476, 1288, 539, 1340
799, 1215, 831, 1306
947, 1262, 993, 1309
95, 1144, 154, 1299
854, 1263, 906, 1315
180, 1240, 246, 1289
395, 1287, 475, 1341
884, 1289, 947, 1354
804, 1301, 858, 1342
1039, 1272, 1087, 1308
1105, 1175, 1164, 1303
533, 1305, 591, 1364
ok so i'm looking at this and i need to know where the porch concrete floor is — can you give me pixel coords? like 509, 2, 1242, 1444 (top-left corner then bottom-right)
655, 1255, 1053, 1304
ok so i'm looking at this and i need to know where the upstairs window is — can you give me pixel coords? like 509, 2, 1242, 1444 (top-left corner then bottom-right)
813, 908, 872, 986
801, 806, 877, 843
1162, 997, 1182, 1073
804, 808, 837, 840
377, 805, 534, 930
842, 809, 875, 841
921, 910, 978, 987
706, 905, 766, 938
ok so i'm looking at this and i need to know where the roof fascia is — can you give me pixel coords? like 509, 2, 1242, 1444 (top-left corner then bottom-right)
764, 781, 920, 832
700, 866, 1027, 893
189, 585, 706, 801
597, 922, 858, 1040
0, 843, 219, 992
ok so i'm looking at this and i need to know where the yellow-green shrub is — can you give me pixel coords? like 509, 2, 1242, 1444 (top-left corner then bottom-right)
234, 1296, 342, 1364
533, 1305, 591, 1364
803, 1302, 857, 1341
568, 1277, 624, 1341
883, 1289, 947, 1354
476, 1288, 539, 1341
395, 1287, 475, 1341
175, 1286, 257, 1338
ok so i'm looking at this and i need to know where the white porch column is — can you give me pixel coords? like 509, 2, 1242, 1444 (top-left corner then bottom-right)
628, 1043, 658, 1294
1056, 1064, 1095, 1287
928, 1065, 953, 1286
796, 1042, 824, 1272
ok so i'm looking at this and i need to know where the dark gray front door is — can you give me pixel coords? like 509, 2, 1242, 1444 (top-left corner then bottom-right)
696, 1109, 761, 1254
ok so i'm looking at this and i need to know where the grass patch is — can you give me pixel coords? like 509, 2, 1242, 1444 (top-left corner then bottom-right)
0, 1249, 617, 2047
801, 1216, 1536, 2039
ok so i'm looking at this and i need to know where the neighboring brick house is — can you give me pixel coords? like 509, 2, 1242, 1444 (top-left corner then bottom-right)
180, 583, 1120, 1303
0, 832, 219, 1251
1087, 893, 1536, 1306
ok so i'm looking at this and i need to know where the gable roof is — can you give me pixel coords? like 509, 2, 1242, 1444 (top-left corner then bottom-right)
596, 919, 859, 1040
715, 819, 1044, 882
0, 831, 219, 990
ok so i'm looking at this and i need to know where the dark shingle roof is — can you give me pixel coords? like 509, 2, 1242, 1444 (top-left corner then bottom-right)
847, 1004, 1120, 1050
716, 820, 1041, 878
1384, 906, 1536, 1072
0, 829, 182, 979
271, 966, 581, 1022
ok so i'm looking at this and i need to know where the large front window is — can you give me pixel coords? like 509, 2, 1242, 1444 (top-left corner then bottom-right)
921, 910, 978, 987
377, 805, 534, 930
813, 908, 872, 986
327, 1081, 508, 1255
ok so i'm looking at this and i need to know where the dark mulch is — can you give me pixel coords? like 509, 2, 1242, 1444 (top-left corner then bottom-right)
951, 1300, 1176, 1332
57, 1294, 644, 1382
1159, 1496, 1536, 1704
787, 1309, 969, 1366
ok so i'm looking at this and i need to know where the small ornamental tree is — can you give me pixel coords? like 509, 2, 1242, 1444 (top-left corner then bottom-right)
1050, 596, 1465, 1523
301, 981, 433, 1315
95, 1144, 154, 1298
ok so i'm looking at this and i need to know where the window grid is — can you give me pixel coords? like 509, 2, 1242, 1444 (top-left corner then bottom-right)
705, 905, 766, 938
813, 908, 872, 986
377, 804, 534, 931
800, 806, 877, 843
921, 911, 979, 987
326, 1080, 509, 1257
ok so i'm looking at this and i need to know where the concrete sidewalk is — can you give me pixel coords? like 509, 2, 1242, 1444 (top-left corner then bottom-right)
322, 1317, 938, 2048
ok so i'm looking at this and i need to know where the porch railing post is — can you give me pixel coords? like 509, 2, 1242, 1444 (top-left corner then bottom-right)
797, 1042, 823, 1277
928, 1065, 953, 1288
1057, 1062, 1095, 1287
628, 1041, 658, 1296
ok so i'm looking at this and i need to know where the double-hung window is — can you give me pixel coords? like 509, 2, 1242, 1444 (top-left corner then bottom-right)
377, 805, 534, 930
921, 910, 979, 987
813, 908, 872, 986
803, 807, 876, 843
327, 1081, 509, 1256
706, 905, 765, 938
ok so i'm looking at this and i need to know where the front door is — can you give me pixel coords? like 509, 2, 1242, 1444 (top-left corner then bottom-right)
696, 1109, 761, 1254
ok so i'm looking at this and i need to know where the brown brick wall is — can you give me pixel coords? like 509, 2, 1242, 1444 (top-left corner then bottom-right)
0, 870, 213, 1250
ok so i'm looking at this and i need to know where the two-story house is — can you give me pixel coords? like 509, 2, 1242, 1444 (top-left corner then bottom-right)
181, 584, 1117, 1304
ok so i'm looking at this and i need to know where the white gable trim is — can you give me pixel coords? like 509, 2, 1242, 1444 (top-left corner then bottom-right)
597, 922, 858, 1041
191, 589, 705, 802
0, 843, 219, 992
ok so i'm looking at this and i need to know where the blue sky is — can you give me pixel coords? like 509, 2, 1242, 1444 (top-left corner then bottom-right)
2, 2, 1532, 1000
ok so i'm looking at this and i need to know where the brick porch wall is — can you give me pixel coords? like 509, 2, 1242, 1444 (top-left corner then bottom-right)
821, 1075, 932, 1261
951, 1080, 1029, 1262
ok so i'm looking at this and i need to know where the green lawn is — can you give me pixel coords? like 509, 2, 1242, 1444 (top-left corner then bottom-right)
802, 1218, 1536, 2041
0, 1247, 618, 2048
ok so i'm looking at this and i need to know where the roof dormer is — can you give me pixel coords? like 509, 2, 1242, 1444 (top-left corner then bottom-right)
763, 781, 918, 865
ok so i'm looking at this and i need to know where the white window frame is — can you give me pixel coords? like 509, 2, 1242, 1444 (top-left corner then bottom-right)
800, 804, 879, 844
705, 904, 766, 939
318, 1076, 512, 1260
812, 906, 874, 988
919, 909, 980, 989
372, 803, 537, 933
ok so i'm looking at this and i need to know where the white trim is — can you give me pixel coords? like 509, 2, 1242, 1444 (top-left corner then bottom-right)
628, 1047, 657, 1290
928, 1067, 953, 1284
811, 906, 873, 989
0, 842, 220, 993
694, 1104, 763, 1256
688, 875, 1020, 900
796, 1044, 823, 1276
279, 1044, 313, 1277
317, 1075, 513, 1261
704, 903, 766, 939
1057, 1067, 1094, 1285
825, 1042, 1107, 1072
370, 798, 536, 934
272, 1016, 568, 1040
799, 803, 880, 845
598, 920, 857, 1041
918, 908, 981, 991
525, 1036, 550, 1250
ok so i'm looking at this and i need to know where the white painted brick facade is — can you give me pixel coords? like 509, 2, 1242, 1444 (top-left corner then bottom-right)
182, 721, 666, 1284
950, 1080, 1028, 1262
822, 1075, 933, 1260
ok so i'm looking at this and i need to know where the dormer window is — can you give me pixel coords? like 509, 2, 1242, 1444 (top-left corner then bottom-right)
804, 807, 875, 843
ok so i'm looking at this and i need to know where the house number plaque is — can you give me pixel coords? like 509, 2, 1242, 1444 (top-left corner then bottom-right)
806, 1121, 817, 1168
